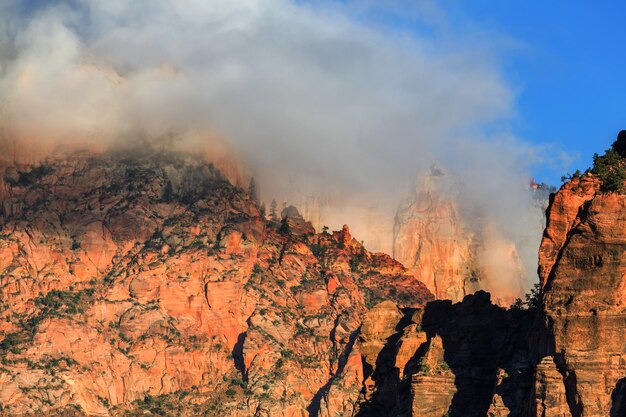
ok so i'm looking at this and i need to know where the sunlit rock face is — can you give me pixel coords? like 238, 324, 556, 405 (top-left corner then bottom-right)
393, 166, 530, 306
393, 166, 478, 302
4, 139, 626, 417
0, 145, 435, 416
536, 173, 626, 417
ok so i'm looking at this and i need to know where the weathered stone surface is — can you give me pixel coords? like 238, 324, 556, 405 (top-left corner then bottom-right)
0, 146, 434, 416
532, 357, 572, 417
410, 334, 456, 417
393, 167, 531, 306
411, 375, 456, 417
538, 173, 626, 417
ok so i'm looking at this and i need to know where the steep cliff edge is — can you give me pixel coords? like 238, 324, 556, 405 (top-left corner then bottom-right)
536, 172, 626, 417
393, 167, 479, 303
3, 137, 626, 417
353, 291, 535, 417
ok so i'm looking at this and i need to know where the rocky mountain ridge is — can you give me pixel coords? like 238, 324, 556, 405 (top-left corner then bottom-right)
0, 144, 624, 417
0, 146, 433, 416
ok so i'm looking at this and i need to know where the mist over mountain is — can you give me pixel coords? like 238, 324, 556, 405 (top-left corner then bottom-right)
0, 1, 563, 286
2, 2, 626, 417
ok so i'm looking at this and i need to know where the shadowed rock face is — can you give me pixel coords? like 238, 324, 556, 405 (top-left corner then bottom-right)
536, 173, 626, 417
352, 291, 535, 417
420, 292, 535, 417
0, 147, 433, 416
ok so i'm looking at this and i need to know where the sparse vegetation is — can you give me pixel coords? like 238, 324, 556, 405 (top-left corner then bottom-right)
511, 282, 541, 310
0, 332, 27, 354
349, 247, 367, 272
591, 131, 626, 193
418, 357, 430, 374
162, 180, 174, 202
6, 165, 54, 187
252, 262, 263, 274
34, 289, 93, 317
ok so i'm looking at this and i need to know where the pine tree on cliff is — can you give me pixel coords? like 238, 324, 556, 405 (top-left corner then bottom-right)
613, 130, 626, 157
270, 199, 278, 222
591, 130, 626, 193
248, 177, 259, 203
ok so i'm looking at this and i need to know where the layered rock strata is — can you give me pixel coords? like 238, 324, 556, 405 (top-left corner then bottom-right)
536, 173, 626, 417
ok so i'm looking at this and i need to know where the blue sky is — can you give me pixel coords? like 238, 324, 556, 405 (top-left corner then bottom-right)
442, 1, 626, 184
336, 0, 625, 184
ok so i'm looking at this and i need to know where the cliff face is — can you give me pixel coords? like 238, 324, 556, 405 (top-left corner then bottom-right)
0, 147, 433, 416
2, 146, 626, 417
536, 174, 626, 417
393, 167, 530, 306
352, 291, 535, 417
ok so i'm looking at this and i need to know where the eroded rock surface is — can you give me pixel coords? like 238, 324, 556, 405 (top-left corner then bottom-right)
393, 167, 543, 306
2, 147, 626, 417
0, 147, 433, 416
536, 173, 626, 417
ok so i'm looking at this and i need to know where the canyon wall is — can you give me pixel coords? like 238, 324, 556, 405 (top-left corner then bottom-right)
392, 167, 544, 306
0, 149, 625, 417
535, 174, 626, 417
0, 148, 433, 416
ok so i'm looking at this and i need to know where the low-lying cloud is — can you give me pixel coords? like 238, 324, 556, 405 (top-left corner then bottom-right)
0, 0, 555, 292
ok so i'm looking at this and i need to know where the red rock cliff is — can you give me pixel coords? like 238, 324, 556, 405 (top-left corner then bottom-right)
536, 173, 626, 417
0, 146, 433, 416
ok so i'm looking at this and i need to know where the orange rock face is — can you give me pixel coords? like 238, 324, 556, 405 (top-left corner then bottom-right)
4, 146, 626, 417
532, 357, 572, 417
410, 334, 456, 417
537, 173, 626, 417
393, 168, 477, 302
393, 167, 531, 306
0, 147, 433, 416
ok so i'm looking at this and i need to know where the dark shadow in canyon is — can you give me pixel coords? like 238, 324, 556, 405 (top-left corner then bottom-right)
610, 377, 626, 417
421, 291, 535, 417
308, 325, 361, 417
232, 332, 247, 379
352, 292, 536, 417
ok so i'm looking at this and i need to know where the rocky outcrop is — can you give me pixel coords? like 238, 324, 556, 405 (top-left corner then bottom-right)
411, 374, 456, 417
410, 335, 456, 417
351, 291, 535, 417
422, 292, 535, 417
532, 357, 572, 417
536, 173, 626, 417
393, 166, 531, 306
393, 167, 478, 302
0, 146, 433, 416
537, 175, 600, 288
4, 141, 626, 417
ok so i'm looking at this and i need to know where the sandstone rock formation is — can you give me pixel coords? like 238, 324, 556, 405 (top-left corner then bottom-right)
393, 166, 532, 306
532, 357, 572, 417
2, 142, 626, 417
0, 146, 433, 416
536, 172, 626, 417
410, 335, 456, 417
393, 166, 477, 302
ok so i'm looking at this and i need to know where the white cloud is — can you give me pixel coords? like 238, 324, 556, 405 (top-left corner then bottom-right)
0, 0, 548, 288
